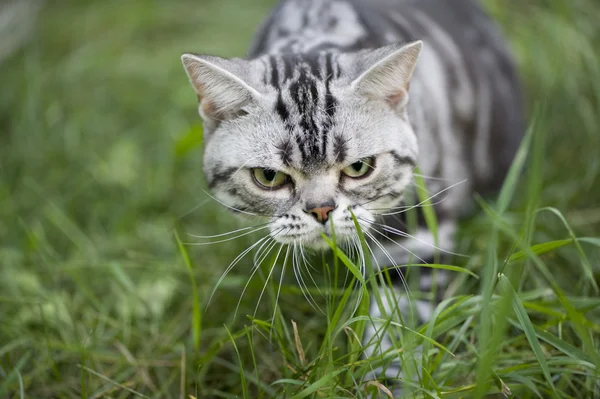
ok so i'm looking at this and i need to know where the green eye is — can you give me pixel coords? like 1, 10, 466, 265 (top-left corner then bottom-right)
252, 168, 290, 189
342, 157, 375, 178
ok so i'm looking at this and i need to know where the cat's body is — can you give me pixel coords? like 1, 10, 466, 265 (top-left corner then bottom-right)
182, 0, 523, 391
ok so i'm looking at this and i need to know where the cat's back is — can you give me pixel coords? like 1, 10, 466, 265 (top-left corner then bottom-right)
250, 0, 507, 57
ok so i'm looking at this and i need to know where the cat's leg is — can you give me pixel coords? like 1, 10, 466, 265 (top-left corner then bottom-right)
362, 218, 457, 393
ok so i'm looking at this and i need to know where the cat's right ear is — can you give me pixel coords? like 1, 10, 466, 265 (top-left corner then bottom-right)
351, 41, 422, 111
181, 54, 260, 122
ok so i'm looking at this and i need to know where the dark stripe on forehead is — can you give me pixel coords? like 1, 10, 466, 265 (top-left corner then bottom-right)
321, 52, 338, 158
269, 55, 293, 127
207, 166, 238, 189
282, 55, 293, 80
390, 151, 417, 167
276, 92, 290, 124
333, 135, 347, 163
268, 55, 279, 86
276, 140, 294, 167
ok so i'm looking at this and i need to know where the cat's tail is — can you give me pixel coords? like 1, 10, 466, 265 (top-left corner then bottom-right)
0, 0, 41, 63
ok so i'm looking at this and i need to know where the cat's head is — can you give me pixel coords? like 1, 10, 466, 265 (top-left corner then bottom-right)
181, 42, 421, 249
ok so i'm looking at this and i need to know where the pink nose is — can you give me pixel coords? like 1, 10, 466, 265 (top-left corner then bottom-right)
308, 206, 336, 224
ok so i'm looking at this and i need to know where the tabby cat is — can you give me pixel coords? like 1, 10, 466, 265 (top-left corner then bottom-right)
181, 0, 523, 392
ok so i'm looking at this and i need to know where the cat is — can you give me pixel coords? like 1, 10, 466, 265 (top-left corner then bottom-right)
181, 0, 524, 392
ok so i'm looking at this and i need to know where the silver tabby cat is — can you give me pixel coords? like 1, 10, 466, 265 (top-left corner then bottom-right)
181, 0, 523, 391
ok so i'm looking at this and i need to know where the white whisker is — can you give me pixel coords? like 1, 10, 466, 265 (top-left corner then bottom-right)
254, 243, 286, 320
412, 173, 457, 182
186, 224, 271, 246
363, 231, 416, 327
377, 179, 467, 216
366, 226, 428, 265
364, 230, 408, 289
177, 198, 212, 220
292, 243, 324, 314
270, 245, 291, 332
205, 233, 273, 310
188, 223, 270, 239
201, 189, 264, 217
234, 227, 289, 319
370, 220, 466, 258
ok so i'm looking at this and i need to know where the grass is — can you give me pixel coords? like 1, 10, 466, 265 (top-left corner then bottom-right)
1, 0, 599, 397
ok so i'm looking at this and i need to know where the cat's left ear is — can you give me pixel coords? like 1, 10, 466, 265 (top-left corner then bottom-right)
181, 53, 261, 122
351, 41, 422, 110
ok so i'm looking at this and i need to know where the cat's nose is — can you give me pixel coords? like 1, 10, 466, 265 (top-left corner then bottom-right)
305, 203, 337, 224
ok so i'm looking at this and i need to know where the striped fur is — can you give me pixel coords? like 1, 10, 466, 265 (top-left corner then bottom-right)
182, 0, 524, 391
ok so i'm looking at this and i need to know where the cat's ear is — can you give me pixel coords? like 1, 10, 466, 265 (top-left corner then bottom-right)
351, 41, 422, 109
181, 53, 261, 122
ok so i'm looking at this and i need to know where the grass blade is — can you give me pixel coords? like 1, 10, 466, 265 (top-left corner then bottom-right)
498, 274, 560, 398
507, 239, 572, 263
175, 230, 202, 350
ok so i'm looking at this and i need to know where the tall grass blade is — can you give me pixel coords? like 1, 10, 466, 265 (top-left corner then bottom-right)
498, 274, 560, 398
224, 325, 249, 399
175, 230, 202, 350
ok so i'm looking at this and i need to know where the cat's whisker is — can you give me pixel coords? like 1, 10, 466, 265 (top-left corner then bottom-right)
363, 230, 417, 324
230, 159, 254, 181
299, 245, 325, 303
344, 234, 365, 316
269, 245, 292, 335
365, 225, 428, 265
395, 193, 449, 210
206, 233, 273, 310
363, 230, 409, 292
201, 189, 268, 217
186, 224, 272, 246
291, 242, 325, 312
234, 227, 289, 320
253, 242, 286, 321
299, 244, 319, 273
188, 223, 270, 240
369, 220, 467, 258
364, 176, 466, 212
412, 173, 458, 182
234, 234, 283, 320
377, 179, 467, 216
339, 239, 353, 289
291, 244, 321, 313
357, 187, 404, 208
252, 228, 285, 266
177, 198, 212, 220
292, 242, 316, 310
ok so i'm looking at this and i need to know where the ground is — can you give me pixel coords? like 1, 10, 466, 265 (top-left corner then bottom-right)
0, 0, 599, 398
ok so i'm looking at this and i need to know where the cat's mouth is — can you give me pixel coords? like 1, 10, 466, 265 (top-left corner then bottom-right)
269, 213, 374, 249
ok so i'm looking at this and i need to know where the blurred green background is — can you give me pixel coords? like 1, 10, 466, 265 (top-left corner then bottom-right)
1, 0, 599, 397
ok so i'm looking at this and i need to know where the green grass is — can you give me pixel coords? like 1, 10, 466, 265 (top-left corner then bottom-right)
1, 0, 599, 397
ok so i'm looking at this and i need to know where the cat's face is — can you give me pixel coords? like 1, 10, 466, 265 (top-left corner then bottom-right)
182, 42, 421, 249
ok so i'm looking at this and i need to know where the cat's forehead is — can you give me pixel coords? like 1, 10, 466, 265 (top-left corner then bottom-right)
272, 132, 350, 174
257, 52, 346, 171
261, 51, 342, 87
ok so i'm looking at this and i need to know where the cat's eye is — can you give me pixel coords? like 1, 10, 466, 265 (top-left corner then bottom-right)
342, 157, 376, 178
252, 168, 290, 189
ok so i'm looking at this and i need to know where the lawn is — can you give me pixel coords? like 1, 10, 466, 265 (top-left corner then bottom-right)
1, 0, 599, 398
